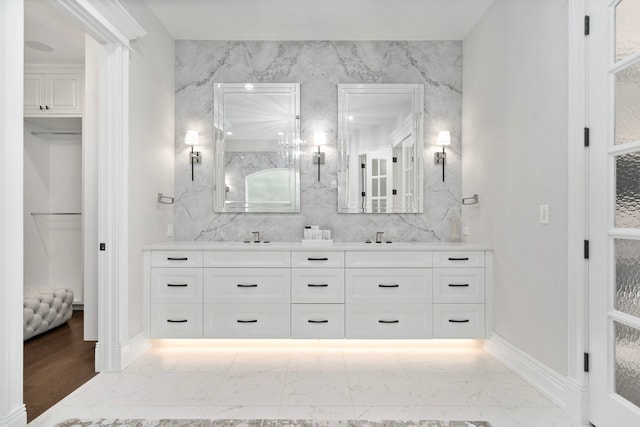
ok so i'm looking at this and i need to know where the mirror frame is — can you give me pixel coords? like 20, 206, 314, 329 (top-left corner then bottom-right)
337, 83, 424, 214
213, 83, 301, 213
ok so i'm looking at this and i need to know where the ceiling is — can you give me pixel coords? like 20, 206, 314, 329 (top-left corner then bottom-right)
143, 0, 495, 41
23, 0, 495, 64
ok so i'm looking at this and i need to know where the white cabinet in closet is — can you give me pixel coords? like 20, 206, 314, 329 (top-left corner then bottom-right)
345, 251, 433, 338
24, 73, 84, 117
291, 251, 345, 338
203, 251, 290, 338
432, 251, 486, 338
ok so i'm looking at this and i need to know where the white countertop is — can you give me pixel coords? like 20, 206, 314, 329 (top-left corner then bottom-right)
143, 241, 491, 251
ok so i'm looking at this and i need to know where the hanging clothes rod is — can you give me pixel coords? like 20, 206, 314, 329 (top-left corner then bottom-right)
30, 212, 82, 216
30, 131, 81, 136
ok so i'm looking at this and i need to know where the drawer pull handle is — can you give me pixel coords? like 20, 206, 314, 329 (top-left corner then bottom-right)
167, 283, 188, 287
166, 319, 188, 323
378, 320, 399, 324
448, 257, 470, 261
307, 257, 329, 261
167, 257, 188, 261
237, 319, 258, 323
378, 284, 399, 288
308, 283, 329, 287
448, 319, 470, 323
237, 284, 258, 288
448, 284, 470, 287
308, 319, 329, 324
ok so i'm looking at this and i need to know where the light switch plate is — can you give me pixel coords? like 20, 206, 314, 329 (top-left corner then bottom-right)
539, 205, 550, 224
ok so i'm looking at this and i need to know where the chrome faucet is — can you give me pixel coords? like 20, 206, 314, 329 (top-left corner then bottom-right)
376, 231, 384, 243
252, 231, 260, 243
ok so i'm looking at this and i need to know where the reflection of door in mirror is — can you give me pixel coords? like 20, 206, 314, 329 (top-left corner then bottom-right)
213, 83, 301, 213
338, 84, 424, 214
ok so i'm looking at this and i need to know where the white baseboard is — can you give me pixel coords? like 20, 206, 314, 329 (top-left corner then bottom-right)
0, 405, 27, 427
120, 332, 151, 370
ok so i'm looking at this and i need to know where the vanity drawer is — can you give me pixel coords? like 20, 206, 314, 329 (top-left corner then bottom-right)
151, 268, 203, 304
203, 251, 290, 267
150, 303, 203, 338
346, 303, 432, 339
346, 251, 432, 268
203, 303, 290, 338
433, 251, 485, 268
151, 251, 203, 268
433, 304, 485, 338
203, 268, 290, 303
291, 268, 344, 303
433, 268, 485, 303
291, 251, 344, 268
346, 268, 432, 303
291, 304, 345, 338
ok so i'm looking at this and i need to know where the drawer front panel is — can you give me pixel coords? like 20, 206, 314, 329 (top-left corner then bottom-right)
204, 268, 290, 303
346, 268, 432, 303
291, 268, 345, 303
433, 268, 485, 303
346, 251, 432, 268
150, 303, 203, 338
433, 304, 486, 339
151, 268, 203, 304
433, 251, 485, 268
346, 303, 432, 339
291, 251, 344, 268
203, 303, 290, 338
151, 251, 203, 268
204, 251, 290, 267
291, 304, 345, 338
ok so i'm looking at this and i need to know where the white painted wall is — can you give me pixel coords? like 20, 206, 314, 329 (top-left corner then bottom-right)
23, 119, 83, 302
0, 0, 27, 424
120, 0, 175, 338
462, 0, 569, 374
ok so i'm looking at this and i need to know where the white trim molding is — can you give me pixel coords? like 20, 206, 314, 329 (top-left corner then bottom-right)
120, 332, 152, 369
0, 0, 27, 426
485, 333, 590, 427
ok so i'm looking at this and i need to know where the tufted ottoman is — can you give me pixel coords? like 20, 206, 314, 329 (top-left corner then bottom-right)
23, 288, 74, 340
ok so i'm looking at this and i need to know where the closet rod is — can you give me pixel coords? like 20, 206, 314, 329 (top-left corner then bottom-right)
30, 131, 81, 136
30, 212, 82, 216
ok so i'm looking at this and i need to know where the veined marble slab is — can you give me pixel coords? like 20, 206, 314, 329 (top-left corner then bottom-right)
175, 41, 463, 244
143, 241, 490, 251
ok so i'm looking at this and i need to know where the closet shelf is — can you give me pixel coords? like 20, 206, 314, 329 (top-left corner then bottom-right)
30, 212, 82, 216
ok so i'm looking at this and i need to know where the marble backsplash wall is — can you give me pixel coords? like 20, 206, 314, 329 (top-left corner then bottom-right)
175, 41, 462, 242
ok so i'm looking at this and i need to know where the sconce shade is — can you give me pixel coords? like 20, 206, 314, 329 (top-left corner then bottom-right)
437, 130, 451, 146
313, 130, 328, 146
185, 130, 199, 146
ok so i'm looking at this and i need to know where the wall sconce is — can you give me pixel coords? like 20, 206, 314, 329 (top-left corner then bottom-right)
312, 130, 327, 182
185, 130, 201, 181
434, 130, 451, 182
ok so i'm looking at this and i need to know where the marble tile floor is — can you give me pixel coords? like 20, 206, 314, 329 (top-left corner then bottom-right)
29, 343, 573, 427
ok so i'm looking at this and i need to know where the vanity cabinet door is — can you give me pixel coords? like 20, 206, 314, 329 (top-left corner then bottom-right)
346, 303, 432, 339
150, 303, 203, 338
291, 268, 344, 303
291, 251, 344, 267
346, 251, 432, 268
433, 268, 485, 304
204, 303, 290, 338
291, 304, 345, 338
433, 251, 485, 268
151, 268, 203, 304
346, 268, 432, 304
151, 251, 203, 268
433, 304, 485, 339
204, 268, 290, 303
204, 251, 290, 267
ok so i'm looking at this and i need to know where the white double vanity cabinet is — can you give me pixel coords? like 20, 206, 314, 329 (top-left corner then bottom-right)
143, 243, 492, 341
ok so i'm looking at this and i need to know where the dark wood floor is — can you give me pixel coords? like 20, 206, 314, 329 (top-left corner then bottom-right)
23, 310, 98, 423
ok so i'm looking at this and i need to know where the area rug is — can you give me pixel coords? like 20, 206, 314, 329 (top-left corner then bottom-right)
55, 420, 492, 427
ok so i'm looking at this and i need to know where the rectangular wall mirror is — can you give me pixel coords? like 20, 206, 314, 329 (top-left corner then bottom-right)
337, 84, 424, 213
213, 83, 301, 213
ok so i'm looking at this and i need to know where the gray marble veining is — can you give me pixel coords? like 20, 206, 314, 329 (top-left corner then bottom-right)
175, 41, 462, 242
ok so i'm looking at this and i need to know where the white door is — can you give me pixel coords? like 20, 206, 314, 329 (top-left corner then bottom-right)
589, 1, 640, 425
